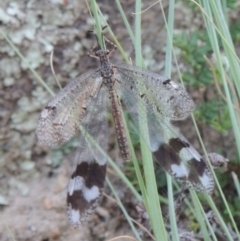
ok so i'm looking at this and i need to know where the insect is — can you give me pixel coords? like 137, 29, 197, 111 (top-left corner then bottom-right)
136, 151, 228, 238
36, 30, 217, 227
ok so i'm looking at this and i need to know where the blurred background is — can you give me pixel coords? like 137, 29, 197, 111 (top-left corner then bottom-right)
0, 0, 239, 240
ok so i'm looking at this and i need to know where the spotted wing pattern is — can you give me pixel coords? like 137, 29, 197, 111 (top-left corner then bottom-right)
36, 44, 218, 227
67, 85, 108, 227
114, 67, 214, 194
36, 70, 102, 147
115, 64, 195, 120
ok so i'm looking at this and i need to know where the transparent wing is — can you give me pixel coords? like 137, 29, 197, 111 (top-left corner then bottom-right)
115, 64, 195, 120
67, 84, 108, 227
36, 69, 103, 147
114, 72, 214, 194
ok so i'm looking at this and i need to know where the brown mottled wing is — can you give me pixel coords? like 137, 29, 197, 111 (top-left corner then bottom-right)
114, 68, 214, 194
36, 69, 103, 147
115, 64, 195, 120
67, 84, 108, 227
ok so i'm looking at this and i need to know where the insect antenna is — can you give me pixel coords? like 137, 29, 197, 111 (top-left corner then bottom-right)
86, 25, 108, 52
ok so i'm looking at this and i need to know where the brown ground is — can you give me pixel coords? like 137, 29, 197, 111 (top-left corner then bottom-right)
0, 1, 238, 241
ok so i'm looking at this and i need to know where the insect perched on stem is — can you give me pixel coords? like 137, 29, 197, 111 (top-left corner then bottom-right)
36, 28, 226, 227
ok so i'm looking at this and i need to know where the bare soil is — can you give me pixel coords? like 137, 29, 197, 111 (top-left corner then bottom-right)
0, 1, 237, 241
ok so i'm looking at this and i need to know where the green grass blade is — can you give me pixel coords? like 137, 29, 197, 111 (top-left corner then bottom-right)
161, 0, 179, 239
134, 1, 168, 240
196, 1, 240, 239
114, 0, 135, 42
198, 0, 240, 157
232, 172, 240, 199
90, 0, 105, 49
106, 177, 143, 241
190, 192, 217, 241
206, 195, 235, 241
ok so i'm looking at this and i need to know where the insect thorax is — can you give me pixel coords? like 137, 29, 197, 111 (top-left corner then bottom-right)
96, 50, 115, 88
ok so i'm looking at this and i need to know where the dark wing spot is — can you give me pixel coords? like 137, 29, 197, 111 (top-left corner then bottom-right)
162, 79, 171, 85
169, 138, 190, 153
167, 96, 174, 103
189, 158, 208, 177
153, 143, 181, 169
72, 161, 106, 189
67, 189, 89, 212
45, 106, 56, 111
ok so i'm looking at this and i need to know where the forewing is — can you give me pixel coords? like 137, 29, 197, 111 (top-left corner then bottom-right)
36, 69, 103, 147
115, 64, 195, 120
67, 85, 108, 227
115, 75, 214, 194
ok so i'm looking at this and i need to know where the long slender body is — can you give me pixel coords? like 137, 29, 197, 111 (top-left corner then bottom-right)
97, 49, 130, 161
109, 88, 130, 161
36, 39, 228, 227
